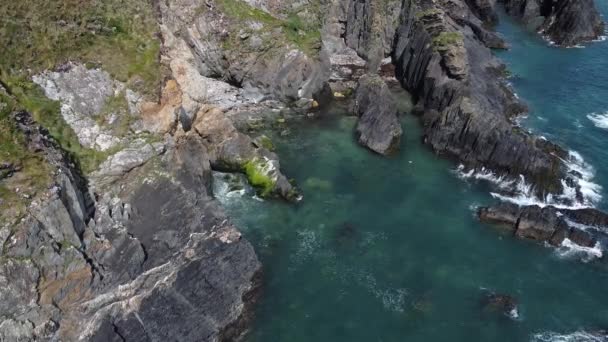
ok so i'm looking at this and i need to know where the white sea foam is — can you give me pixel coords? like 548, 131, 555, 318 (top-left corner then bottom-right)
508, 308, 520, 320
565, 151, 603, 205
587, 111, 608, 130
555, 238, 603, 262
456, 151, 602, 209
532, 330, 608, 342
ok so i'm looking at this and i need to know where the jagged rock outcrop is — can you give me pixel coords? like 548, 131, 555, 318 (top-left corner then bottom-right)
192, 105, 299, 200
32, 64, 126, 151
391, 0, 583, 199
0, 111, 261, 341
353, 74, 402, 155
501, 0, 605, 46
478, 202, 608, 249
159, 0, 330, 108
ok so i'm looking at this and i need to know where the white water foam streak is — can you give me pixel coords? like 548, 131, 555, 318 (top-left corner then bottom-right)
588, 111, 608, 130
532, 330, 608, 342
555, 239, 603, 263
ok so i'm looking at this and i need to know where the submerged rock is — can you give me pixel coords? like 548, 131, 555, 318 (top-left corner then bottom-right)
354, 74, 402, 155
480, 291, 519, 319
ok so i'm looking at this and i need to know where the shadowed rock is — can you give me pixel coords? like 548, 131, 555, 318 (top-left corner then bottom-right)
501, 0, 605, 46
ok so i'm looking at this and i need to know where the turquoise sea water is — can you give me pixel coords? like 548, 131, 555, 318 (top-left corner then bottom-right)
217, 4, 608, 341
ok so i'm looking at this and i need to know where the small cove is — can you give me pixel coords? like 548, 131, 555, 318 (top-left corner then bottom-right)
217, 4, 608, 341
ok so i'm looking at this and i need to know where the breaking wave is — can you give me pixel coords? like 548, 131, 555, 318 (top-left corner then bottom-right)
532, 330, 608, 342
555, 239, 603, 263
455, 151, 602, 209
588, 111, 608, 130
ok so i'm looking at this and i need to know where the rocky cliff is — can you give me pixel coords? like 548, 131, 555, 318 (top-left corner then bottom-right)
1, 0, 608, 340
0, 107, 262, 341
390, 0, 581, 200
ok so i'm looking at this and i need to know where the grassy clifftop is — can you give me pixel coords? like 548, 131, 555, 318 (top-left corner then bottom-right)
0, 0, 163, 225
0, 0, 161, 96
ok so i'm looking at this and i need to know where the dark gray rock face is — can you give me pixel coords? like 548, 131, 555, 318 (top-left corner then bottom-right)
501, 0, 605, 46
392, 1, 572, 198
478, 203, 608, 248
353, 74, 402, 155
466, 0, 499, 24
344, 0, 403, 71
0, 112, 261, 341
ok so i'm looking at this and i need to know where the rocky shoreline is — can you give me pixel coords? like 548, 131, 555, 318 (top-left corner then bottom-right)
1, 0, 607, 340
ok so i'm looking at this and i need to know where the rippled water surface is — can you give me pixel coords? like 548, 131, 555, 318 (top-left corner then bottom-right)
217, 3, 608, 341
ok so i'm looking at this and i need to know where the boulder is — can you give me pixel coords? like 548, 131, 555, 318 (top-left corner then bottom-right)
353, 74, 402, 155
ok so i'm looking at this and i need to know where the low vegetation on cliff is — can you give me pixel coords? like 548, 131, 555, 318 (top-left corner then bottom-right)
0, 0, 163, 226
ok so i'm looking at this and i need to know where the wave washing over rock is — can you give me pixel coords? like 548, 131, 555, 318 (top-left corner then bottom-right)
457, 150, 602, 210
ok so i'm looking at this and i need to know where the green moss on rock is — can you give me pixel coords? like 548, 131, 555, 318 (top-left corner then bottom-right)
243, 159, 276, 197
432, 32, 464, 50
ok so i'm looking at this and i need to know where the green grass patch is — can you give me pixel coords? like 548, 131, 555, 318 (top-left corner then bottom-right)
416, 8, 443, 19
0, 91, 52, 226
213, 0, 322, 57
1, 74, 114, 173
432, 32, 463, 50
0, 0, 161, 97
96, 91, 133, 137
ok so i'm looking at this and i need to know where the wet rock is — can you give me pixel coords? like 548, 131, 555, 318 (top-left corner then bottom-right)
479, 203, 608, 251
354, 74, 402, 155
516, 205, 560, 241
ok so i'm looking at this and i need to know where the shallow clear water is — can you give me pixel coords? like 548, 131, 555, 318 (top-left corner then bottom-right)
217, 4, 608, 341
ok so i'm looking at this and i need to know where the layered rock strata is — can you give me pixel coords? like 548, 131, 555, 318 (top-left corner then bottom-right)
0, 111, 261, 341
